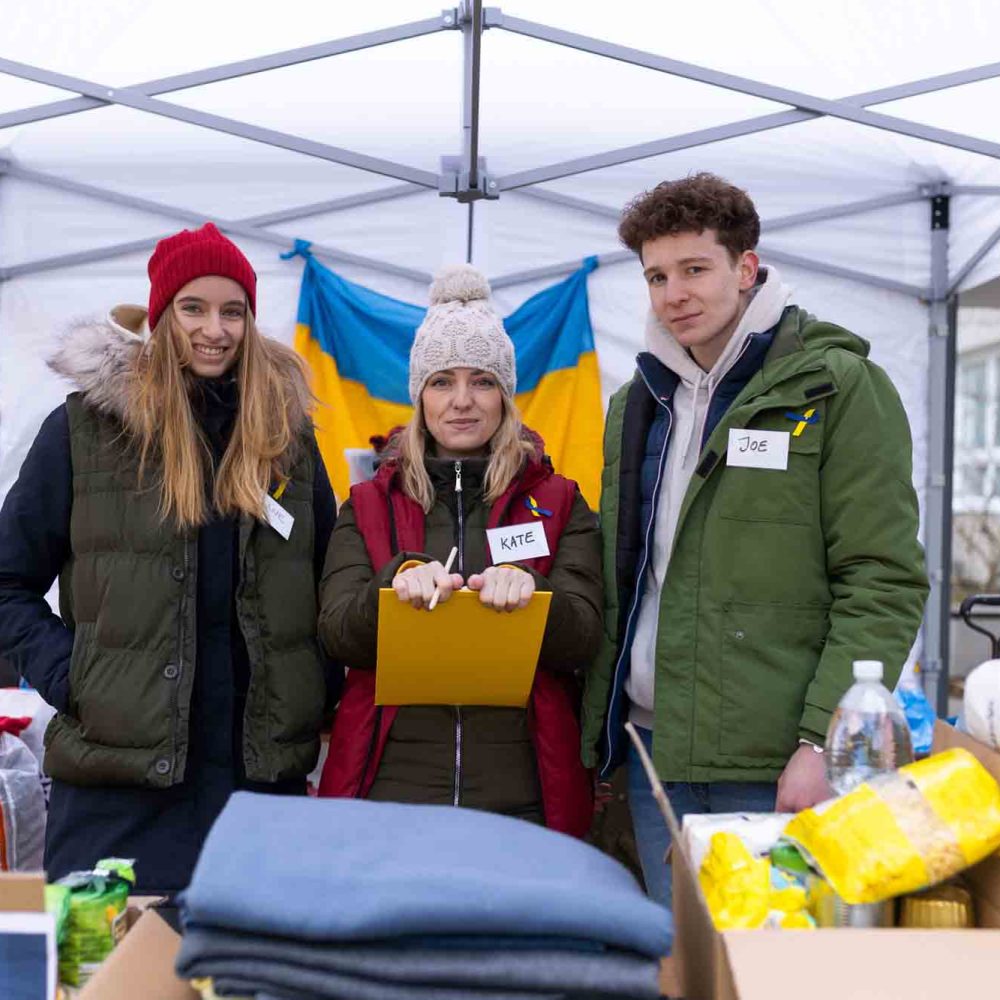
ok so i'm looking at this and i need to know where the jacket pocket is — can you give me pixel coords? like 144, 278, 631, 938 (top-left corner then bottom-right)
66, 621, 96, 718
716, 430, 820, 526
265, 643, 327, 743
718, 602, 829, 758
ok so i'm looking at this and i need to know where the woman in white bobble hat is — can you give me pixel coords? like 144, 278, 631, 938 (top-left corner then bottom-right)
317, 265, 602, 836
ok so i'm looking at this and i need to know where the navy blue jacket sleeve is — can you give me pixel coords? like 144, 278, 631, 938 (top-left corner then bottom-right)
309, 436, 342, 711
0, 404, 74, 711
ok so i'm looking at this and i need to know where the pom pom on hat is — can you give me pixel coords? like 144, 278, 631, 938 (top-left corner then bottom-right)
428, 264, 492, 305
408, 264, 516, 404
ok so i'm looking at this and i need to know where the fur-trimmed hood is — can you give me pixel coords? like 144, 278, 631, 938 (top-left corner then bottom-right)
47, 305, 150, 422
47, 304, 312, 432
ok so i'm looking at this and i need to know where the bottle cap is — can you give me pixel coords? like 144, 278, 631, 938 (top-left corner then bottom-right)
853, 660, 884, 682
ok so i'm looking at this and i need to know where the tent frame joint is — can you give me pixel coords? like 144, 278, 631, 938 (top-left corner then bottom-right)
439, 155, 498, 202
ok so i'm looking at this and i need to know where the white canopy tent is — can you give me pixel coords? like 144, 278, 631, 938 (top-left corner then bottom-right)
3, 0, 1000, 710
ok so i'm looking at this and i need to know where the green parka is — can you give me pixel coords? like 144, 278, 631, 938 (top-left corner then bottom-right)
581, 306, 929, 783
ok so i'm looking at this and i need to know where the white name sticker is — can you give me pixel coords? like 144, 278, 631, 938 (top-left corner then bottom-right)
263, 494, 294, 540
726, 428, 790, 471
486, 522, 551, 564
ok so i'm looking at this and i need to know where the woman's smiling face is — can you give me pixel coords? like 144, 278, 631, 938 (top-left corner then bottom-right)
172, 275, 247, 377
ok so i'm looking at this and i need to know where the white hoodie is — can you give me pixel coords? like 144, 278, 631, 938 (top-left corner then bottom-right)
625, 267, 793, 730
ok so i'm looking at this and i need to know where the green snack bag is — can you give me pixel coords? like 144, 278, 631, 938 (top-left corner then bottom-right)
56, 858, 136, 987
44, 883, 71, 945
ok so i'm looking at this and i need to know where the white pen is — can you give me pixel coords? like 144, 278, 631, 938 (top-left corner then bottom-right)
428, 545, 458, 611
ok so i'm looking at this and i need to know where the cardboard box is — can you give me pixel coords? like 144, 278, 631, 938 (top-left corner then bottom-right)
76, 908, 198, 1000
0, 871, 45, 911
0, 873, 55, 999
670, 722, 1000, 1000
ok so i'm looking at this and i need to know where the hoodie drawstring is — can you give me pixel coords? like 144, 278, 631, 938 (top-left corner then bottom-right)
682, 374, 707, 462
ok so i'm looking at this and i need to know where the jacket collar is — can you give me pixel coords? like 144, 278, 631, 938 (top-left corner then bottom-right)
372, 428, 552, 501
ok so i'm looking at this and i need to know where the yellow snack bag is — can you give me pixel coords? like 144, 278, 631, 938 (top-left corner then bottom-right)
698, 832, 813, 930
784, 747, 1000, 904
699, 832, 771, 929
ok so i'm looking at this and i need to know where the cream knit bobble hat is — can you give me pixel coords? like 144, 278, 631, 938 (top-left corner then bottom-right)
408, 264, 516, 404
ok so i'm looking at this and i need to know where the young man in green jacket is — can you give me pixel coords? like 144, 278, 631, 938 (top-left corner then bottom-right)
581, 173, 928, 908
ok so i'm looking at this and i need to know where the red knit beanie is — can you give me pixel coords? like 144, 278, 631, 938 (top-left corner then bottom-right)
147, 222, 257, 328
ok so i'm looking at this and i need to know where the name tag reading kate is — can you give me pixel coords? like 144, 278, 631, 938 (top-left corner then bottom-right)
263, 494, 294, 540
726, 428, 790, 471
486, 523, 551, 564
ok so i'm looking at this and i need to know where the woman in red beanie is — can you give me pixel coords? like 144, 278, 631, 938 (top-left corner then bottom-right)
0, 224, 336, 891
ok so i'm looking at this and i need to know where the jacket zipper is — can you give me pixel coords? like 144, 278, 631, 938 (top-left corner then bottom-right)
454, 460, 465, 575
453, 460, 464, 804
601, 385, 673, 778
453, 706, 463, 806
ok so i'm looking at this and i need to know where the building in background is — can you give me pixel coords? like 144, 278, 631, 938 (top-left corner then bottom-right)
953, 287, 1000, 680
955, 291, 1000, 594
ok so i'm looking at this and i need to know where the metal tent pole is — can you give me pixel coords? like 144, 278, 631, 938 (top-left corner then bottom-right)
505, 188, 929, 296
0, 165, 432, 284
491, 16, 1000, 163
924, 187, 957, 714
0, 18, 454, 131
0, 56, 440, 187
461, 0, 485, 261
949, 218, 1000, 296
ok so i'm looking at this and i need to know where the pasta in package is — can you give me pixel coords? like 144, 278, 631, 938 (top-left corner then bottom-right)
784, 747, 1000, 904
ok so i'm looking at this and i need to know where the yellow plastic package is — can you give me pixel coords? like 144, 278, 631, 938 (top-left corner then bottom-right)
784, 747, 1000, 904
699, 832, 811, 930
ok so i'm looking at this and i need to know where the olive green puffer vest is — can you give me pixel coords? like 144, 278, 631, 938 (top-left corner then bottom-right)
44, 392, 326, 787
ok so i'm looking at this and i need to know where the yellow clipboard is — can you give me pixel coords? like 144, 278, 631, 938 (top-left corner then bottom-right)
375, 588, 552, 707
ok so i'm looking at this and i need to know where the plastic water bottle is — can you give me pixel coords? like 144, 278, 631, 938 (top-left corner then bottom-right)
824, 660, 914, 795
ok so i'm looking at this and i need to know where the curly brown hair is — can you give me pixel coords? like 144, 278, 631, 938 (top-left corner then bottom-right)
618, 172, 760, 261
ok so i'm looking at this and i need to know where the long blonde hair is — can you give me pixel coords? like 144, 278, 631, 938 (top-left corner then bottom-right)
123, 308, 314, 529
395, 394, 536, 513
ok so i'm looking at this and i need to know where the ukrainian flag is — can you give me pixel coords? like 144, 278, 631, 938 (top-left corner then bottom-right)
293, 250, 603, 506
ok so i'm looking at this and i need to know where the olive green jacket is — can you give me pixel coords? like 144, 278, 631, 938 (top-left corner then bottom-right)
581, 307, 929, 782
41, 306, 326, 788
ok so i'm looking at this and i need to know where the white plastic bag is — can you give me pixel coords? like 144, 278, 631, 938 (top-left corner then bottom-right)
0, 687, 57, 767
0, 730, 46, 870
682, 812, 792, 872
964, 659, 1000, 751
0, 688, 57, 803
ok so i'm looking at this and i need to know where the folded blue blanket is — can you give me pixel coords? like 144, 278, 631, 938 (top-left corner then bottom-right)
176, 925, 662, 998
181, 794, 671, 958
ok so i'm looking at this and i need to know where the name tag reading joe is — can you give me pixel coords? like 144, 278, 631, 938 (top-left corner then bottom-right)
486, 522, 551, 564
726, 428, 790, 471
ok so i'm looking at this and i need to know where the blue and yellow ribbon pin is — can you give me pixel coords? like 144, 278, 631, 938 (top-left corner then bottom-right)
525, 495, 553, 518
784, 409, 818, 437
